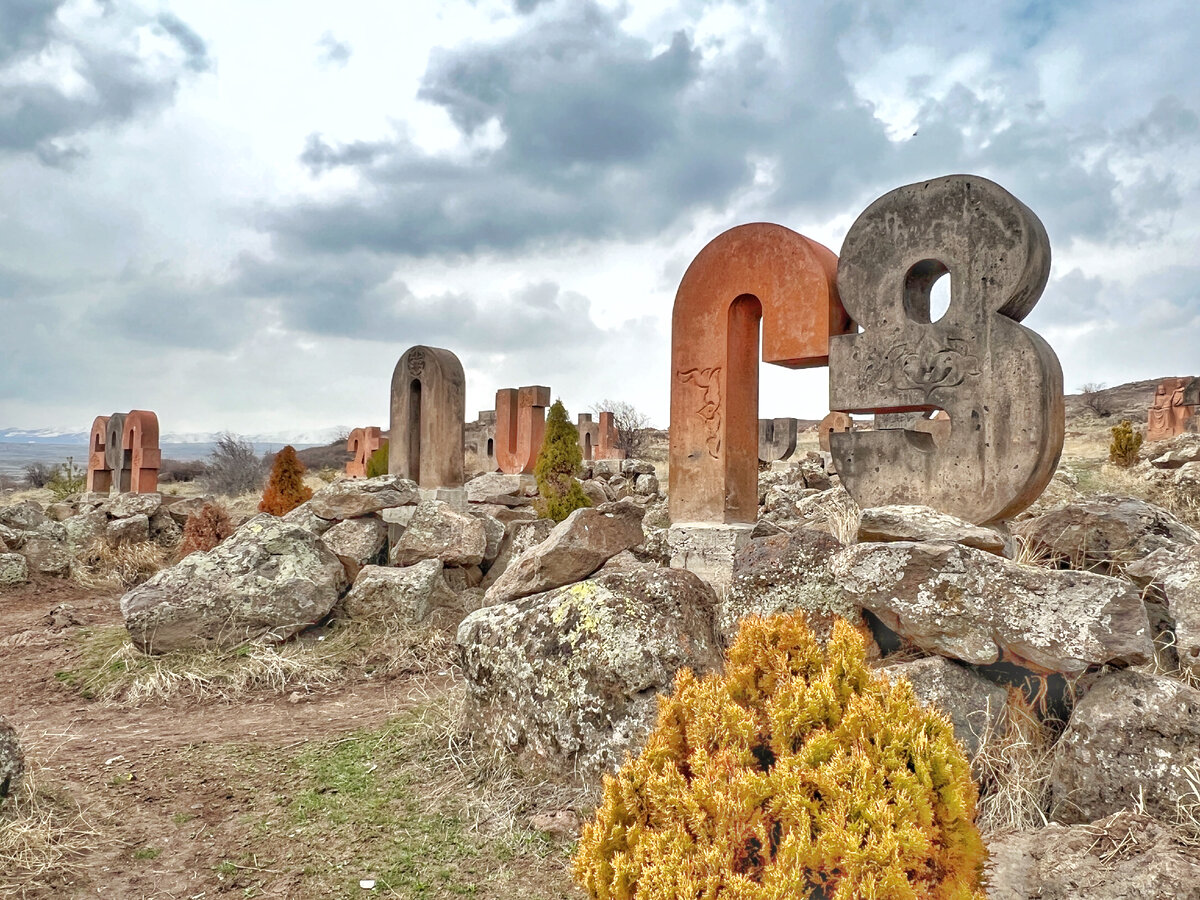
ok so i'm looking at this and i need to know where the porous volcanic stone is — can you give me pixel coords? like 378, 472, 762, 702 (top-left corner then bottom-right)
120, 514, 347, 654
321, 517, 387, 569
392, 501, 487, 568
858, 505, 1010, 556
878, 656, 1006, 757
307, 475, 418, 521
0, 553, 29, 587
339, 561, 460, 625
457, 568, 722, 775
0, 717, 22, 807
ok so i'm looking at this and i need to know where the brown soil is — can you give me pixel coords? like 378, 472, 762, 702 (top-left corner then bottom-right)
0, 579, 580, 899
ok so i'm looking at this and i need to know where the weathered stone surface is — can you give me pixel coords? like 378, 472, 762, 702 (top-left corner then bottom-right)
441, 565, 483, 592
391, 345, 466, 489
621, 459, 655, 476
985, 811, 1200, 900
120, 514, 347, 654
829, 175, 1063, 525
106, 514, 150, 547
667, 522, 755, 601
321, 517, 387, 568
458, 568, 722, 775
633, 473, 659, 496
163, 496, 213, 525
484, 501, 647, 606
1176, 461, 1200, 489
0, 717, 22, 806
107, 492, 162, 519
723, 528, 854, 646
281, 502, 337, 536
465, 510, 504, 565
1015, 496, 1199, 573
464, 472, 525, 505
480, 519, 554, 589
64, 509, 108, 552
858, 505, 1011, 556
878, 657, 1005, 757
0, 553, 29, 587
392, 501, 487, 568
0, 501, 46, 531
46, 501, 76, 522
149, 509, 182, 543
1150, 433, 1200, 468
580, 479, 609, 507
831, 541, 1153, 675
22, 536, 71, 577
339, 561, 459, 625
1050, 670, 1200, 824
1127, 545, 1200, 672
307, 475, 418, 521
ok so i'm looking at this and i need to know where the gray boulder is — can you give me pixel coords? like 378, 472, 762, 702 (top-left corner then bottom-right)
1150, 434, 1200, 469
280, 501, 337, 536
149, 509, 183, 544
1050, 670, 1200, 825
464, 472, 528, 506
1126, 544, 1200, 673
0, 717, 22, 807
580, 479, 609, 507
483, 501, 646, 606
106, 492, 161, 519
307, 475, 417, 521
0, 501, 46, 531
64, 510, 108, 553
458, 568, 722, 775
831, 541, 1153, 675
465, 510, 505, 566
392, 501, 487, 568
878, 656, 1006, 757
120, 514, 348, 653
633, 474, 659, 496
985, 811, 1200, 900
321, 517, 387, 570
0, 553, 28, 587
46, 501, 76, 522
858, 504, 1011, 556
1015, 496, 1198, 573
163, 496, 214, 526
480, 519, 554, 589
106, 514, 149, 547
22, 535, 72, 577
724, 528, 855, 646
339, 561, 460, 625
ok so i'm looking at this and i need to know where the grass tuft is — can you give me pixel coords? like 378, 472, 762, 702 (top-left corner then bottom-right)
972, 689, 1059, 835
72, 540, 171, 590
0, 766, 98, 896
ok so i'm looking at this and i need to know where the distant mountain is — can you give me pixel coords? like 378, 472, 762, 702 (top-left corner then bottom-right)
0, 426, 352, 446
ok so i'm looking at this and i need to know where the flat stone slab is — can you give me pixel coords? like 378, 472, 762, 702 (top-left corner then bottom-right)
858, 505, 1011, 556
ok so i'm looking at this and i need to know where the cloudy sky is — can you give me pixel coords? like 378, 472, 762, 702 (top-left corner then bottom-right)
1, 0, 1197, 436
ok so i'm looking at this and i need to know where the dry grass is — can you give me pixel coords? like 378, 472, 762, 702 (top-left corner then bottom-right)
60, 618, 458, 705
812, 486, 861, 545
972, 689, 1059, 835
0, 766, 98, 898
71, 539, 171, 590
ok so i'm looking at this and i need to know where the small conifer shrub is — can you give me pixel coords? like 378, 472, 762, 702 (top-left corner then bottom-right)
176, 502, 234, 559
258, 445, 313, 516
1108, 419, 1143, 468
366, 440, 389, 478
574, 615, 987, 900
535, 399, 591, 522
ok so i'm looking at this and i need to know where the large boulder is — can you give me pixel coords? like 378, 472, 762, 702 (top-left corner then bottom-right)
1126, 544, 1200, 672
858, 505, 1011, 556
120, 514, 348, 654
320, 517, 388, 571
106, 514, 150, 547
480, 519, 554, 589
1050, 670, 1200, 825
723, 528, 856, 646
21, 535, 72, 577
280, 501, 337, 536
831, 541, 1153, 675
64, 509, 108, 552
985, 811, 1200, 900
1014, 496, 1198, 573
106, 492, 162, 519
457, 568, 722, 775
0, 553, 28, 587
464, 473, 528, 506
465, 510, 505, 566
339, 561, 460, 626
1150, 433, 1200, 469
162, 496, 213, 525
392, 501, 487, 568
0, 501, 46, 531
0, 717, 22, 807
878, 656, 1006, 757
483, 501, 646, 606
307, 475, 417, 521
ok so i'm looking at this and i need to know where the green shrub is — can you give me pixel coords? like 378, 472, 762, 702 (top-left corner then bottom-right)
366, 440, 389, 478
1108, 419, 1143, 468
534, 400, 591, 522
574, 614, 987, 900
47, 459, 85, 499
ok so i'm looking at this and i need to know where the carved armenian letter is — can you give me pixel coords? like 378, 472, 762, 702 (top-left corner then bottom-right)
829, 175, 1064, 523
123, 410, 161, 494
389, 345, 466, 489
670, 223, 852, 523
345, 426, 383, 477
818, 411, 852, 453
595, 411, 625, 460
494, 386, 550, 475
86, 415, 112, 493
104, 412, 129, 493
757, 418, 798, 463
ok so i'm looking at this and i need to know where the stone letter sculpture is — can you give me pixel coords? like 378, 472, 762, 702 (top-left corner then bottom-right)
1147, 377, 1195, 441
86, 415, 112, 493
817, 411, 853, 453
389, 346, 466, 489
829, 175, 1064, 524
577, 413, 598, 461
495, 386, 550, 475
595, 411, 626, 460
104, 412, 129, 492
123, 410, 161, 494
345, 426, 383, 477
88, 410, 160, 494
670, 223, 852, 523
757, 418, 798, 463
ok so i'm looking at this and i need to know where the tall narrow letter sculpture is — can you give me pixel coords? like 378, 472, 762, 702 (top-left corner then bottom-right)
389, 346, 465, 489
123, 410, 160, 494
87, 410, 160, 494
829, 175, 1063, 524
346, 427, 383, 477
87, 416, 112, 493
757, 418, 798, 463
495, 386, 550, 475
669, 224, 851, 523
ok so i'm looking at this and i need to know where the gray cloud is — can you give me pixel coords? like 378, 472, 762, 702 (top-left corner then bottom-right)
316, 31, 352, 67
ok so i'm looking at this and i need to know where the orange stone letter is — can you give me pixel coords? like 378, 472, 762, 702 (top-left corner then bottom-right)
123, 410, 161, 494
669, 223, 851, 523
495, 386, 550, 475
345, 426, 383, 477
86, 415, 112, 493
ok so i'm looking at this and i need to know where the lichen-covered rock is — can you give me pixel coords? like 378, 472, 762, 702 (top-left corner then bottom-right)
483, 501, 647, 606
106, 492, 162, 519
0, 501, 46, 532
339, 561, 460, 625
1050, 670, 1200, 825
106, 514, 150, 547
465, 510, 505, 566
21, 535, 71, 577
723, 528, 855, 646
120, 514, 347, 654
1176, 461, 1200, 489
321, 517, 387, 569
46, 501, 76, 522
392, 501, 487, 568
1014, 496, 1198, 573
307, 475, 418, 521
878, 656, 1006, 757
1150, 433, 1200, 469
148, 509, 183, 544
464, 472, 527, 506
457, 568, 722, 775
985, 810, 1200, 900
831, 541, 1153, 675
480, 519, 554, 589
64, 509, 108, 553
280, 501, 337, 536
633, 474, 659, 496
0, 717, 22, 807
858, 505, 1011, 556
0, 553, 29, 587
163, 496, 215, 526
1127, 544, 1200, 673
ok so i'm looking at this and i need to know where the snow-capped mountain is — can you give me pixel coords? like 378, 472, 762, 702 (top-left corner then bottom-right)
0, 426, 351, 446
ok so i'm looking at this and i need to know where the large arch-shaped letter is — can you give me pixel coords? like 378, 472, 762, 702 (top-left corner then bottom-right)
123, 410, 161, 494
389, 346, 466, 489
495, 386, 550, 475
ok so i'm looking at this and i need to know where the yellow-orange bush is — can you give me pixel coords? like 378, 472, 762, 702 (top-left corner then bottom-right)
258, 445, 313, 516
573, 615, 986, 900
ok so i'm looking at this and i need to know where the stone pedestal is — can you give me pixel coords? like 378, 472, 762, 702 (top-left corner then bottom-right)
420, 487, 468, 510
667, 522, 755, 600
